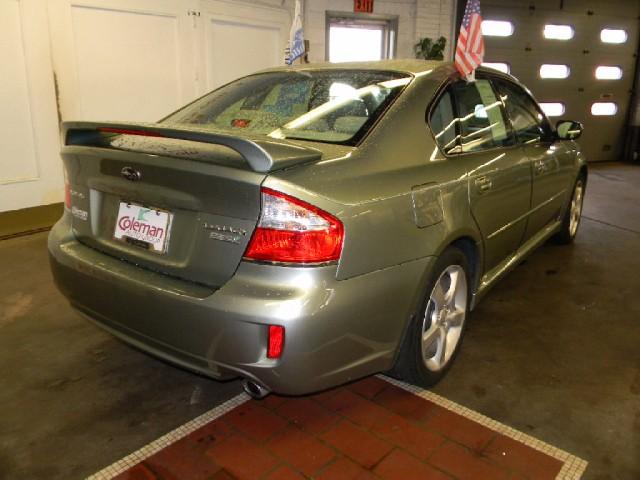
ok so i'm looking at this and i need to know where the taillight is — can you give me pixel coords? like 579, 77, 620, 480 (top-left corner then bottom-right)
64, 183, 71, 210
267, 325, 285, 359
244, 188, 344, 264
63, 167, 71, 210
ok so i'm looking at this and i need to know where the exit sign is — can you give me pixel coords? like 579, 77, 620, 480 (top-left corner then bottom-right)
354, 0, 374, 13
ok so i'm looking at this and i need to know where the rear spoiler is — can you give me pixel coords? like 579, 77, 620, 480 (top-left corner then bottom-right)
62, 121, 323, 173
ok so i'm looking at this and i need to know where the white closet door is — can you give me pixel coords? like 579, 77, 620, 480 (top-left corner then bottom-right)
197, 0, 290, 92
0, 0, 62, 212
48, 0, 200, 122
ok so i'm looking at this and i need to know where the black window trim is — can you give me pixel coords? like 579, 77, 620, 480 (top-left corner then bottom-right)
490, 74, 555, 145
426, 72, 522, 158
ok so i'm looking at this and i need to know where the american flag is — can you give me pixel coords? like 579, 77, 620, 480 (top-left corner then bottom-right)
455, 0, 485, 81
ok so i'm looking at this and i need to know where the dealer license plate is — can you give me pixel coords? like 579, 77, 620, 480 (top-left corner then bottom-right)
114, 202, 172, 253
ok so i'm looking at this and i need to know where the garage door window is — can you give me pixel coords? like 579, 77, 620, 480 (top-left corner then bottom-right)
450, 79, 514, 153
539, 64, 570, 79
595, 66, 623, 80
539, 102, 565, 117
493, 78, 552, 144
482, 62, 510, 74
481, 20, 514, 37
591, 102, 618, 116
543, 24, 574, 40
600, 29, 627, 44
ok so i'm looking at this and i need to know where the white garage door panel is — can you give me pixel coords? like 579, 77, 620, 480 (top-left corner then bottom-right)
0, 1, 39, 184
71, 5, 182, 121
482, 1, 639, 162
205, 19, 281, 90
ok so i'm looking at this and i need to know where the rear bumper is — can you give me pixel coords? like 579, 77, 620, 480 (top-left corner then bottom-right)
49, 214, 433, 395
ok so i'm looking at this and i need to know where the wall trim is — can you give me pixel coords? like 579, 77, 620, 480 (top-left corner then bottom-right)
0, 202, 63, 240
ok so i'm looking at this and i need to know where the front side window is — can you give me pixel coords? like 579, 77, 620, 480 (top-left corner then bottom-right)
450, 79, 513, 153
493, 78, 552, 144
163, 70, 411, 146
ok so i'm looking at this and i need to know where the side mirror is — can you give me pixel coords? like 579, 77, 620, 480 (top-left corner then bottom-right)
556, 120, 583, 140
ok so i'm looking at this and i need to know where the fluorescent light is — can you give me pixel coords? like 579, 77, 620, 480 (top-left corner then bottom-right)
591, 102, 618, 116
482, 62, 510, 74
544, 24, 574, 40
600, 29, 627, 44
481, 20, 514, 37
539, 64, 570, 79
539, 102, 565, 117
595, 66, 623, 80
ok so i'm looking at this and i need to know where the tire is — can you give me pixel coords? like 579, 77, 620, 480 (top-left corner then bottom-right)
390, 246, 471, 388
554, 175, 586, 245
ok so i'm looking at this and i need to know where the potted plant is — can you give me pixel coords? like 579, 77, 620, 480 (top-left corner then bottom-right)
414, 36, 447, 60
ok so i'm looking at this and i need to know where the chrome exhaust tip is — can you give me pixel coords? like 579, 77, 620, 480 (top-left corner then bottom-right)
242, 379, 270, 399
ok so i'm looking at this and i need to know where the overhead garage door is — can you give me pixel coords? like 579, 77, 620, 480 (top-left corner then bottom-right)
479, 0, 639, 162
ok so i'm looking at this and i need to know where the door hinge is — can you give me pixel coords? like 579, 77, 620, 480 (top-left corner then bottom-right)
187, 10, 200, 27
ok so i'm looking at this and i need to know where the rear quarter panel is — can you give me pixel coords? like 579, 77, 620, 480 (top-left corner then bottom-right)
266, 66, 484, 282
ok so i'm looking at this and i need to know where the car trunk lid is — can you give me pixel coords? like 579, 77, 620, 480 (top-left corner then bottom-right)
61, 121, 323, 288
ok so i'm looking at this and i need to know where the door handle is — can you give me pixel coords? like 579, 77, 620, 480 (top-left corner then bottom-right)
475, 176, 492, 193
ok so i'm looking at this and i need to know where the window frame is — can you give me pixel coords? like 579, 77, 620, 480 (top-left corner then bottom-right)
491, 75, 555, 146
426, 73, 519, 158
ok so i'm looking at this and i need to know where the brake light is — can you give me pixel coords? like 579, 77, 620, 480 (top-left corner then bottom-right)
244, 188, 344, 264
97, 127, 164, 137
267, 325, 285, 359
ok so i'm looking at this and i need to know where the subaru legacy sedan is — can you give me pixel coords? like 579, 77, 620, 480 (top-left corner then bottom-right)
49, 60, 586, 397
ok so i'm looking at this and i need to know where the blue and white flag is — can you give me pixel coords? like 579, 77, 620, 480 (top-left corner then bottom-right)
286, 0, 305, 65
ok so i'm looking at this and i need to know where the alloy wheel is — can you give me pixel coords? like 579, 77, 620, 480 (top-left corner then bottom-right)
421, 265, 468, 372
569, 180, 584, 238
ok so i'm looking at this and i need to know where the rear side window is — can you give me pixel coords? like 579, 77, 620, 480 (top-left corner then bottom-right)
429, 90, 458, 154
493, 78, 552, 144
450, 79, 514, 153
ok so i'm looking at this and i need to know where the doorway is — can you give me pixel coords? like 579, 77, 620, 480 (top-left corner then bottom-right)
326, 13, 397, 63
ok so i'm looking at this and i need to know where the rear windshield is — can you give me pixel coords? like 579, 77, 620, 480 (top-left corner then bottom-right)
162, 70, 412, 146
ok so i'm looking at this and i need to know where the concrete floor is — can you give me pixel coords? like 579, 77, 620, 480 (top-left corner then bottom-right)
0, 162, 638, 480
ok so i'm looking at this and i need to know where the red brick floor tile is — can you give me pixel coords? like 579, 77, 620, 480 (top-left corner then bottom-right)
315, 456, 372, 480
482, 434, 563, 479
182, 419, 234, 445
275, 397, 339, 435
371, 410, 445, 460
264, 465, 306, 480
267, 425, 336, 475
372, 385, 441, 422
113, 463, 159, 480
316, 389, 391, 430
206, 434, 279, 480
260, 394, 288, 410
209, 470, 237, 480
143, 440, 221, 480
374, 449, 452, 480
347, 376, 389, 400
423, 409, 496, 451
429, 441, 511, 480
321, 419, 394, 469
222, 401, 288, 443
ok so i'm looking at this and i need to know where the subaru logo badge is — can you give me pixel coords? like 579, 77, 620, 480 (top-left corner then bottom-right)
121, 166, 141, 182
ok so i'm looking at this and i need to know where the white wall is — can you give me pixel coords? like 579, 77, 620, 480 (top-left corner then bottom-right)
0, 0, 454, 214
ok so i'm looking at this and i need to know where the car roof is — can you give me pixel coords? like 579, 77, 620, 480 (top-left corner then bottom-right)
257, 60, 523, 85
257, 59, 447, 76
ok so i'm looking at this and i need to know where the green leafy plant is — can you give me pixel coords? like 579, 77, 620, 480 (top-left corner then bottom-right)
414, 36, 447, 60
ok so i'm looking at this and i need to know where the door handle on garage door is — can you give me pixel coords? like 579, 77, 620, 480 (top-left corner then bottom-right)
475, 176, 493, 193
